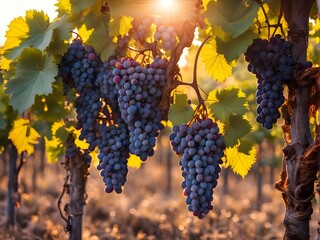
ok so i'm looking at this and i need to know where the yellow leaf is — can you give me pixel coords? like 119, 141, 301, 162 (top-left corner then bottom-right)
55, 0, 72, 15
200, 38, 233, 82
45, 136, 64, 164
0, 55, 12, 71
109, 16, 133, 37
89, 150, 99, 167
78, 24, 94, 43
128, 154, 143, 169
51, 121, 65, 135
9, 118, 40, 155
3, 17, 29, 54
66, 126, 89, 150
224, 145, 256, 178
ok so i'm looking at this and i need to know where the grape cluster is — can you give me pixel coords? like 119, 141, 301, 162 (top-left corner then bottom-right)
245, 35, 293, 129
59, 39, 169, 193
154, 25, 177, 51
132, 18, 152, 43
112, 57, 166, 161
97, 123, 129, 193
115, 35, 130, 57
59, 39, 102, 150
169, 119, 225, 219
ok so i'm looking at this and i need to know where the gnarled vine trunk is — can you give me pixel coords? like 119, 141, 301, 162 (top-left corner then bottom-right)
275, 1, 320, 239
62, 135, 89, 240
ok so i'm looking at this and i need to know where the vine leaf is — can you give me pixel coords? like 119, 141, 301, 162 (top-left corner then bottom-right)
224, 144, 256, 178
223, 115, 252, 147
4, 10, 53, 60
128, 154, 143, 169
208, 87, 248, 123
109, 16, 134, 38
88, 24, 117, 62
46, 121, 68, 164
45, 136, 65, 164
46, 15, 72, 56
200, 38, 232, 82
32, 82, 69, 123
6, 48, 58, 114
55, 0, 72, 17
216, 29, 257, 63
70, 0, 96, 14
9, 118, 40, 155
168, 93, 195, 126
205, 0, 260, 38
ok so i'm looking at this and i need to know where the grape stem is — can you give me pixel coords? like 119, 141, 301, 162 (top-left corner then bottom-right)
255, 0, 285, 38
176, 35, 213, 118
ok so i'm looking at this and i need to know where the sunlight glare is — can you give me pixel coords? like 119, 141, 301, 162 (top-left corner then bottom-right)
162, 0, 174, 8
157, 0, 177, 11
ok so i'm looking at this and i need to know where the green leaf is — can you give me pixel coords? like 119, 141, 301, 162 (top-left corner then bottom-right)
216, 29, 257, 63
32, 81, 69, 122
4, 10, 53, 60
223, 115, 252, 147
205, 0, 260, 38
200, 38, 233, 82
168, 93, 194, 125
88, 24, 117, 61
6, 48, 58, 114
47, 16, 72, 56
70, 0, 96, 14
238, 137, 254, 155
208, 87, 249, 122
225, 145, 256, 178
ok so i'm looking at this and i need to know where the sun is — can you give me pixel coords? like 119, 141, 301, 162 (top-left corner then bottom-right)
156, 0, 177, 11
161, 0, 175, 8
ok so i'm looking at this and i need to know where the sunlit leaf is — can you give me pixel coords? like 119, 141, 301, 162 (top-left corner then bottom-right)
205, 0, 260, 38
4, 10, 53, 60
9, 118, 40, 155
6, 48, 58, 114
168, 93, 195, 125
224, 145, 256, 178
88, 24, 117, 61
45, 136, 65, 164
109, 16, 133, 38
128, 154, 143, 169
89, 150, 99, 167
208, 87, 249, 122
200, 38, 233, 82
78, 24, 94, 43
55, 0, 72, 16
223, 115, 252, 147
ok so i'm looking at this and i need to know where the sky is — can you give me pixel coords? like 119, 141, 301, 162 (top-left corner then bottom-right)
0, 0, 57, 45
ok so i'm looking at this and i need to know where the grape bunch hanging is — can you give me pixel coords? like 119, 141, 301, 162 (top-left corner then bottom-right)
245, 34, 293, 129
59, 38, 167, 193
170, 118, 225, 219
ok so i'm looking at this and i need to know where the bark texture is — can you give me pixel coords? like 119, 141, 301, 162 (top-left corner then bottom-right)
6, 144, 18, 228
64, 136, 89, 240
275, 1, 320, 239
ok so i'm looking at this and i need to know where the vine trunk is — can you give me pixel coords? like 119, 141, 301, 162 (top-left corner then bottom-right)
275, 1, 320, 239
